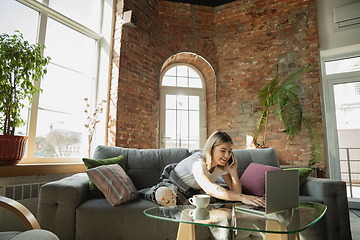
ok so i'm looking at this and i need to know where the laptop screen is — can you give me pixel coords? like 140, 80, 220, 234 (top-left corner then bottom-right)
265, 169, 299, 214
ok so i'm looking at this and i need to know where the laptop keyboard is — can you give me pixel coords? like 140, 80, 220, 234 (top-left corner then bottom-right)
251, 206, 265, 212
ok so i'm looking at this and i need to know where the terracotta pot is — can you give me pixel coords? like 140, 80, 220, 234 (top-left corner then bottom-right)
0, 135, 28, 165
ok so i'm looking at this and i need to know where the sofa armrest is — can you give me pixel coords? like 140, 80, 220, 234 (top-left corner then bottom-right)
37, 173, 89, 240
300, 177, 351, 240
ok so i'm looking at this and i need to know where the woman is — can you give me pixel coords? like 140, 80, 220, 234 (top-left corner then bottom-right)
141, 131, 265, 208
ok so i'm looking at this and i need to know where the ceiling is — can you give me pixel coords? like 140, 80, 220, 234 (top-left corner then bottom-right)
164, 0, 237, 7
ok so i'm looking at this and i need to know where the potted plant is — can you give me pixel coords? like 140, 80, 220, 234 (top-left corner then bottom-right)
252, 64, 324, 167
0, 31, 50, 165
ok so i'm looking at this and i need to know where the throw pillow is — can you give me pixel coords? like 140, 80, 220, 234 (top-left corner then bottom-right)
86, 164, 138, 206
239, 163, 282, 197
82, 155, 125, 198
284, 167, 312, 187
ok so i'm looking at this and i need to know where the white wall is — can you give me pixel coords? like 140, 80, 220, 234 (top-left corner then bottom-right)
316, 0, 360, 51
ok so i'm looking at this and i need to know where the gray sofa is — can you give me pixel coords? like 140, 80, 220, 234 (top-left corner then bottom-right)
37, 145, 352, 240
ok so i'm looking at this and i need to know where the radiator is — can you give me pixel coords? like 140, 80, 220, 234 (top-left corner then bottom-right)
0, 173, 73, 231
3, 182, 44, 201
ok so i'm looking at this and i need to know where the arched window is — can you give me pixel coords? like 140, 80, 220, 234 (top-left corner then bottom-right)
159, 64, 207, 150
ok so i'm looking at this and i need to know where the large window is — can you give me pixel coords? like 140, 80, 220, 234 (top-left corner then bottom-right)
0, 0, 113, 163
159, 64, 207, 150
321, 48, 360, 208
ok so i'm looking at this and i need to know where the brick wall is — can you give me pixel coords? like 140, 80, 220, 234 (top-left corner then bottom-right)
213, 0, 322, 165
110, 0, 323, 166
109, 0, 160, 149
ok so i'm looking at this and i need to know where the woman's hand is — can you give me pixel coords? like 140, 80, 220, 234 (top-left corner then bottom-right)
240, 195, 265, 208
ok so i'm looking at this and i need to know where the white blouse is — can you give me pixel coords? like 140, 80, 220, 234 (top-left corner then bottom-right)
174, 151, 228, 189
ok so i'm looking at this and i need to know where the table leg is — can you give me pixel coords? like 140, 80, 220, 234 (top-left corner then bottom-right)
264, 219, 299, 240
177, 222, 195, 240
264, 209, 300, 240
176, 209, 195, 240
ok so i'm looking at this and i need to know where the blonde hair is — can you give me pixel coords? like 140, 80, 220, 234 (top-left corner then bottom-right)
203, 131, 233, 171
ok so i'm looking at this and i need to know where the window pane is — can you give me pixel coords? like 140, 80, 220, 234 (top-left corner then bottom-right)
38, 64, 91, 113
166, 109, 176, 140
177, 77, 188, 87
166, 95, 176, 109
334, 81, 360, 198
162, 76, 176, 86
35, 19, 96, 158
165, 67, 176, 76
177, 110, 188, 147
334, 82, 360, 130
162, 66, 203, 89
177, 95, 188, 110
45, 18, 96, 74
189, 96, 199, 110
189, 110, 199, 137
189, 141, 199, 150
35, 69, 91, 158
34, 109, 85, 157
189, 67, 199, 78
189, 78, 202, 88
0, 0, 38, 44
325, 57, 360, 75
165, 140, 177, 149
49, 0, 101, 32
180, 141, 189, 149
177, 66, 187, 77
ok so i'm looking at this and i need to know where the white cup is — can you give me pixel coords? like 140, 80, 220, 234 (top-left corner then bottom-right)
188, 194, 210, 208
189, 208, 210, 220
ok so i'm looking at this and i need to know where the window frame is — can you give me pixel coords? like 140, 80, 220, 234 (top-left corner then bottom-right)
159, 63, 207, 149
12, 0, 114, 164
320, 44, 360, 180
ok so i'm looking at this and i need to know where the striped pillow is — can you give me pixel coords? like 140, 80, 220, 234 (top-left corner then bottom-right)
86, 164, 138, 206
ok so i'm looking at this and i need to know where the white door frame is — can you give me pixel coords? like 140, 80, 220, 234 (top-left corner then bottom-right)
159, 64, 207, 149
320, 44, 360, 179
320, 45, 360, 209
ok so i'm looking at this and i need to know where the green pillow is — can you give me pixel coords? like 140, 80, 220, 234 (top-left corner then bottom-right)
82, 155, 126, 198
284, 167, 312, 187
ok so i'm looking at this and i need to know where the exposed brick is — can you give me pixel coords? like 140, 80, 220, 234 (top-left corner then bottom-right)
108, 0, 323, 168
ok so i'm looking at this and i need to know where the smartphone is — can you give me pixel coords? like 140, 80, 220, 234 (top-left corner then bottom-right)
228, 156, 234, 166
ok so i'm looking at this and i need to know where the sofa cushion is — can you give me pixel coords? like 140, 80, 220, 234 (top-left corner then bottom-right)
284, 167, 312, 187
93, 145, 191, 190
86, 164, 138, 206
239, 163, 282, 197
82, 155, 125, 198
233, 147, 280, 178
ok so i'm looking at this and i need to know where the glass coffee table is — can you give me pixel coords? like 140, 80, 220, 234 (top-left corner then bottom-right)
144, 201, 326, 240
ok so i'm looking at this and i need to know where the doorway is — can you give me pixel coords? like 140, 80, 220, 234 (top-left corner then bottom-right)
159, 64, 207, 150
322, 55, 360, 208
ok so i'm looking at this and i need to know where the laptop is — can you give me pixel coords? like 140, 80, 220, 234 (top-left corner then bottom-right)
235, 169, 299, 216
